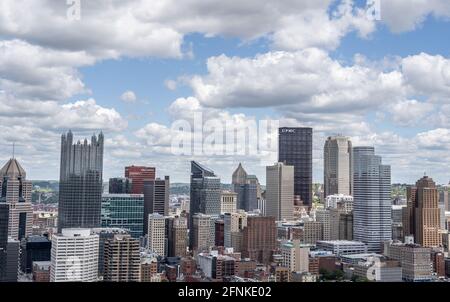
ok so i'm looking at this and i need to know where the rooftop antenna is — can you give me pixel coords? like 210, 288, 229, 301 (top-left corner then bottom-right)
12, 142, 15, 159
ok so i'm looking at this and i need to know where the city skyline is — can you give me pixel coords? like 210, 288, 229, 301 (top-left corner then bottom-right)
1, 1, 450, 185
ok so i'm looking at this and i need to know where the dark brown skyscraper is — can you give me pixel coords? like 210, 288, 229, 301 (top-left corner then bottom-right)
125, 166, 155, 194
166, 215, 187, 257
241, 216, 276, 265
414, 176, 441, 247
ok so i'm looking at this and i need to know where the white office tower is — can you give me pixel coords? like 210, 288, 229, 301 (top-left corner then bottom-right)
50, 229, 99, 282
266, 163, 294, 221
324, 136, 353, 197
353, 147, 392, 253
147, 213, 166, 256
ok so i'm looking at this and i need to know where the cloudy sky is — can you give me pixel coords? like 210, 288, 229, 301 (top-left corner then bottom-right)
1, 0, 450, 184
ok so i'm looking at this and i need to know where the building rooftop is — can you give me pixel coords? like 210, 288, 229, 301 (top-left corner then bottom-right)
317, 240, 366, 245
0, 158, 26, 178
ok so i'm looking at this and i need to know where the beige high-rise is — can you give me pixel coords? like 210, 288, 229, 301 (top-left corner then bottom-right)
324, 136, 353, 198
0, 158, 33, 240
266, 163, 294, 221
414, 176, 442, 247
103, 234, 141, 282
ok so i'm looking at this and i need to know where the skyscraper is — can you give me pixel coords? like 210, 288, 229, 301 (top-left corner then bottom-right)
266, 162, 294, 221
147, 213, 166, 256
125, 166, 155, 194
220, 191, 237, 214
241, 216, 276, 265
103, 234, 140, 282
50, 229, 99, 282
189, 161, 221, 247
324, 136, 353, 197
353, 146, 391, 253
58, 131, 104, 232
143, 176, 169, 236
0, 204, 9, 281
231, 163, 259, 212
414, 176, 442, 247
166, 215, 187, 257
108, 177, 132, 194
278, 127, 313, 206
101, 194, 144, 238
191, 213, 215, 252
0, 158, 33, 240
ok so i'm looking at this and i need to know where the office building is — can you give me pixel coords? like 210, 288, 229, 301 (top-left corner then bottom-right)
147, 213, 166, 256
324, 136, 353, 197
232, 163, 259, 211
20, 235, 51, 274
384, 242, 432, 282
325, 194, 353, 212
166, 215, 187, 257
353, 257, 402, 282
224, 211, 248, 251
278, 127, 313, 206
50, 229, 99, 282
143, 177, 170, 236
103, 234, 140, 282
316, 209, 331, 240
266, 162, 294, 221
191, 213, 214, 252
58, 131, 104, 232
189, 161, 221, 247
316, 240, 368, 257
220, 191, 237, 214
108, 177, 132, 194
125, 166, 155, 194
302, 221, 323, 244
6, 238, 19, 282
33, 261, 51, 282
215, 219, 225, 247
91, 228, 129, 277
241, 216, 276, 265
197, 251, 236, 281
353, 146, 391, 253
414, 176, 442, 247
101, 194, 144, 238
0, 158, 33, 240
280, 240, 310, 273
0, 204, 9, 281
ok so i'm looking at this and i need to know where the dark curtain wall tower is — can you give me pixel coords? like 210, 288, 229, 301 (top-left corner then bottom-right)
278, 127, 313, 206
143, 176, 170, 236
57, 130, 104, 232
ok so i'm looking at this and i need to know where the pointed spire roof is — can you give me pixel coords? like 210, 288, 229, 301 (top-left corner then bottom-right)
232, 163, 248, 184
0, 158, 26, 179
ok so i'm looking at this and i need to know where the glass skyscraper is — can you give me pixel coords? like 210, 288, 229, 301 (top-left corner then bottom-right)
101, 194, 144, 238
278, 127, 313, 206
353, 146, 391, 253
58, 130, 104, 232
189, 161, 221, 248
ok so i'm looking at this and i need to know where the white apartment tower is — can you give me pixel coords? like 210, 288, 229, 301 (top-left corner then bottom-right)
266, 163, 294, 221
50, 228, 99, 282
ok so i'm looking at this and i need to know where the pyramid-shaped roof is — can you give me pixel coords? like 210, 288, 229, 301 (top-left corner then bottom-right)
0, 158, 26, 179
